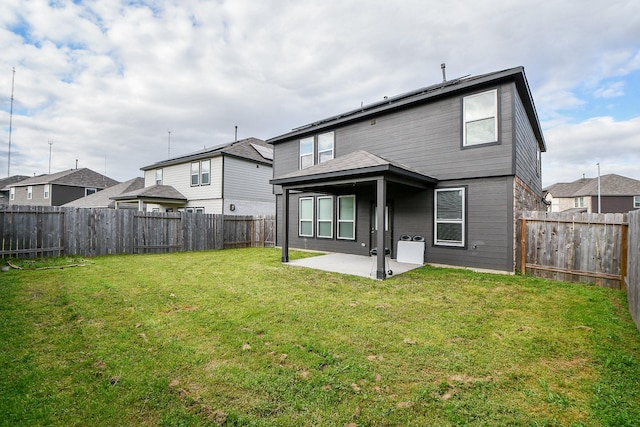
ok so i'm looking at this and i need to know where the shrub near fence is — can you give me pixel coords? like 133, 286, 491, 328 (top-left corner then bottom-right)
0, 205, 274, 258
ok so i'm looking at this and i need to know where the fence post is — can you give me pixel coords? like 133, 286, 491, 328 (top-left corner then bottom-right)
520, 217, 527, 275
621, 223, 628, 291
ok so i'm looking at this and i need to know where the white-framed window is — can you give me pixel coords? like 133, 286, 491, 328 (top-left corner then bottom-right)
27, 186, 33, 200
299, 137, 314, 169
463, 89, 498, 146
434, 188, 465, 247
317, 196, 333, 238
85, 188, 97, 196
634, 196, 640, 208
155, 169, 163, 185
337, 195, 356, 240
299, 197, 314, 237
201, 160, 211, 185
9, 187, 15, 200
195, 207, 205, 214
191, 162, 200, 186
44, 184, 50, 199
574, 196, 585, 208
318, 131, 334, 163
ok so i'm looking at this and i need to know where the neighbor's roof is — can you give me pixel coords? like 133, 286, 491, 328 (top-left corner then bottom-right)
63, 177, 145, 208
140, 137, 273, 170
267, 66, 545, 152
0, 175, 29, 191
6, 168, 119, 189
110, 184, 187, 202
545, 174, 640, 197
271, 150, 437, 188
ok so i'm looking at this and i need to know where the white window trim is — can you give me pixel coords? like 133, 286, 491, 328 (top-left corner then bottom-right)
27, 186, 33, 200
155, 169, 163, 185
299, 137, 314, 170
9, 187, 15, 200
191, 162, 200, 186
299, 197, 314, 237
200, 160, 211, 186
44, 184, 50, 199
634, 196, 640, 208
316, 196, 333, 238
574, 196, 585, 208
318, 131, 334, 164
434, 188, 465, 247
85, 188, 97, 196
463, 89, 498, 146
337, 195, 356, 240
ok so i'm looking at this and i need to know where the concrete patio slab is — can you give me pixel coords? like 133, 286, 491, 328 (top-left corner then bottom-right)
287, 253, 423, 279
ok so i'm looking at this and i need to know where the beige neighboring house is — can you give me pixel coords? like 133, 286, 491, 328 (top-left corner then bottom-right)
6, 168, 119, 206
0, 175, 29, 204
63, 177, 145, 209
112, 137, 274, 215
544, 174, 640, 213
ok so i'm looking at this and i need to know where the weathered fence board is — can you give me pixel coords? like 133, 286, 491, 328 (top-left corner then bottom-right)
0, 205, 274, 258
518, 211, 628, 290
627, 210, 640, 332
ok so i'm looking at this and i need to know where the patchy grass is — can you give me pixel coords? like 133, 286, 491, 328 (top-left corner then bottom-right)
1, 248, 639, 426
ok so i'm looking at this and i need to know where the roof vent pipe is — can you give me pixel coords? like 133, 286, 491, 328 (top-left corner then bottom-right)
441, 63, 447, 82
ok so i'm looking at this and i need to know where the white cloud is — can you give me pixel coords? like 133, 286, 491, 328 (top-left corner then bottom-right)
594, 81, 625, 98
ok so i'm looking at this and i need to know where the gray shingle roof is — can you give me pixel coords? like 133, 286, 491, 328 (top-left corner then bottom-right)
0, 175, 29, 191
63, 177, 145, 208
110, 184, 187, 202
7, 168, 118, 189
140, 137, 272, 170
545, 174, 640, 197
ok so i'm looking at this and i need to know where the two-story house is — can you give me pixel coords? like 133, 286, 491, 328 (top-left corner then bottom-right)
545, 174, 640, 213
270, 66, 546, 278
114, 137, 274, 215
6, 168, 118, 206
0, 175, 29, 204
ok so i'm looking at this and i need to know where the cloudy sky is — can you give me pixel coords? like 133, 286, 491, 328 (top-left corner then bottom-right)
1, 0, 639, 187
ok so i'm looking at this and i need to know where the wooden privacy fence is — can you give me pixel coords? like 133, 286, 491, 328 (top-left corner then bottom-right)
0, 205, 274, 258
517, 211, 628, 290
626, 210, 640, 331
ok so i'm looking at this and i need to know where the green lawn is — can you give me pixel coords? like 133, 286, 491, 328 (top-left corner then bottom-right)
1, 248, 639, 426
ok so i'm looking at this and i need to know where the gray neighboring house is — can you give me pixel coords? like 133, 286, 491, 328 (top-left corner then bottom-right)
545, 174, 640, 213
6, 168, 119, 206
270, 66, 547, 278
63, 177, 145, 209
117, 137, 274, 215
0, 175, 29, 204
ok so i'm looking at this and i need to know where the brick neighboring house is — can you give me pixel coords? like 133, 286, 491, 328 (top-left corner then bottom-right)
6, 168, 119, 206
115, 138, 274, 215
269, 66, 547, 278
544, 174, 640, 213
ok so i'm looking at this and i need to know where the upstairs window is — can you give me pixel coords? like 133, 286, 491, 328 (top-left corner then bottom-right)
299, 197, 314, 237
86, 188, 97, 196
574, 196, 585, 208
463, 89, 498, 146
634, 196, 640, 208
9, 188, 15, 200
318, 132, 334, 163
435, 188, 465, 247
300, 137, 314, 169
44, 184, 50, 199
201, 160, 211, 185
27, 186, 33, 200
191, 162, 200, 186
155, 169, 163, 185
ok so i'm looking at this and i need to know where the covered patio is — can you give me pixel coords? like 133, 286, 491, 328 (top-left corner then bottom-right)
287, 252, 424, 279
271, 150, 437, 280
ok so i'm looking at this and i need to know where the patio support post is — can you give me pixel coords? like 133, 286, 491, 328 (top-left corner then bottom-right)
376, 177, 387, 280
281, 187, 290, 262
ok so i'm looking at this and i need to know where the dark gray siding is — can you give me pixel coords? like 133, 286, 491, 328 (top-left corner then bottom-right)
223, 157, 274, 202
51, 185, 86, 206
514, 86, 543, 194
593, 196, 639, 214
272, 82, 515, 183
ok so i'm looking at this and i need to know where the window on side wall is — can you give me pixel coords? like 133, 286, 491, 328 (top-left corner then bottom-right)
463, 89, 498, 146
434, 188, 465, 247
299, 137, 314, 169
201, 160, 211, 185
44, 184, 50, 199
9, 188, 15, 200
155, 169, 163, 185
337, 195, 356, 240
86, 188, 97, 196
318, 132, 334, 163
635, 196, 640, 208
299, 197, 314, 237
574, 197, 585, 208
317, 196, 333, 238
191, 162, 200, 186
27, 186, 33, 200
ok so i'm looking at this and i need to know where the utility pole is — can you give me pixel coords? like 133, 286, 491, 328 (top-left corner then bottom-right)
48, 140, 53, 174
7, 67, 15, 177
168, 131, 171, 159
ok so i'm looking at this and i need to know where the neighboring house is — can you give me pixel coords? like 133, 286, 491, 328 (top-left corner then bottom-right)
544, 174, 640, 213
116, 137, 274, 215
0, 175, 29, 204
6, 168, 119, 206
270, 66, 547, 278
63, 177, 145, 209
